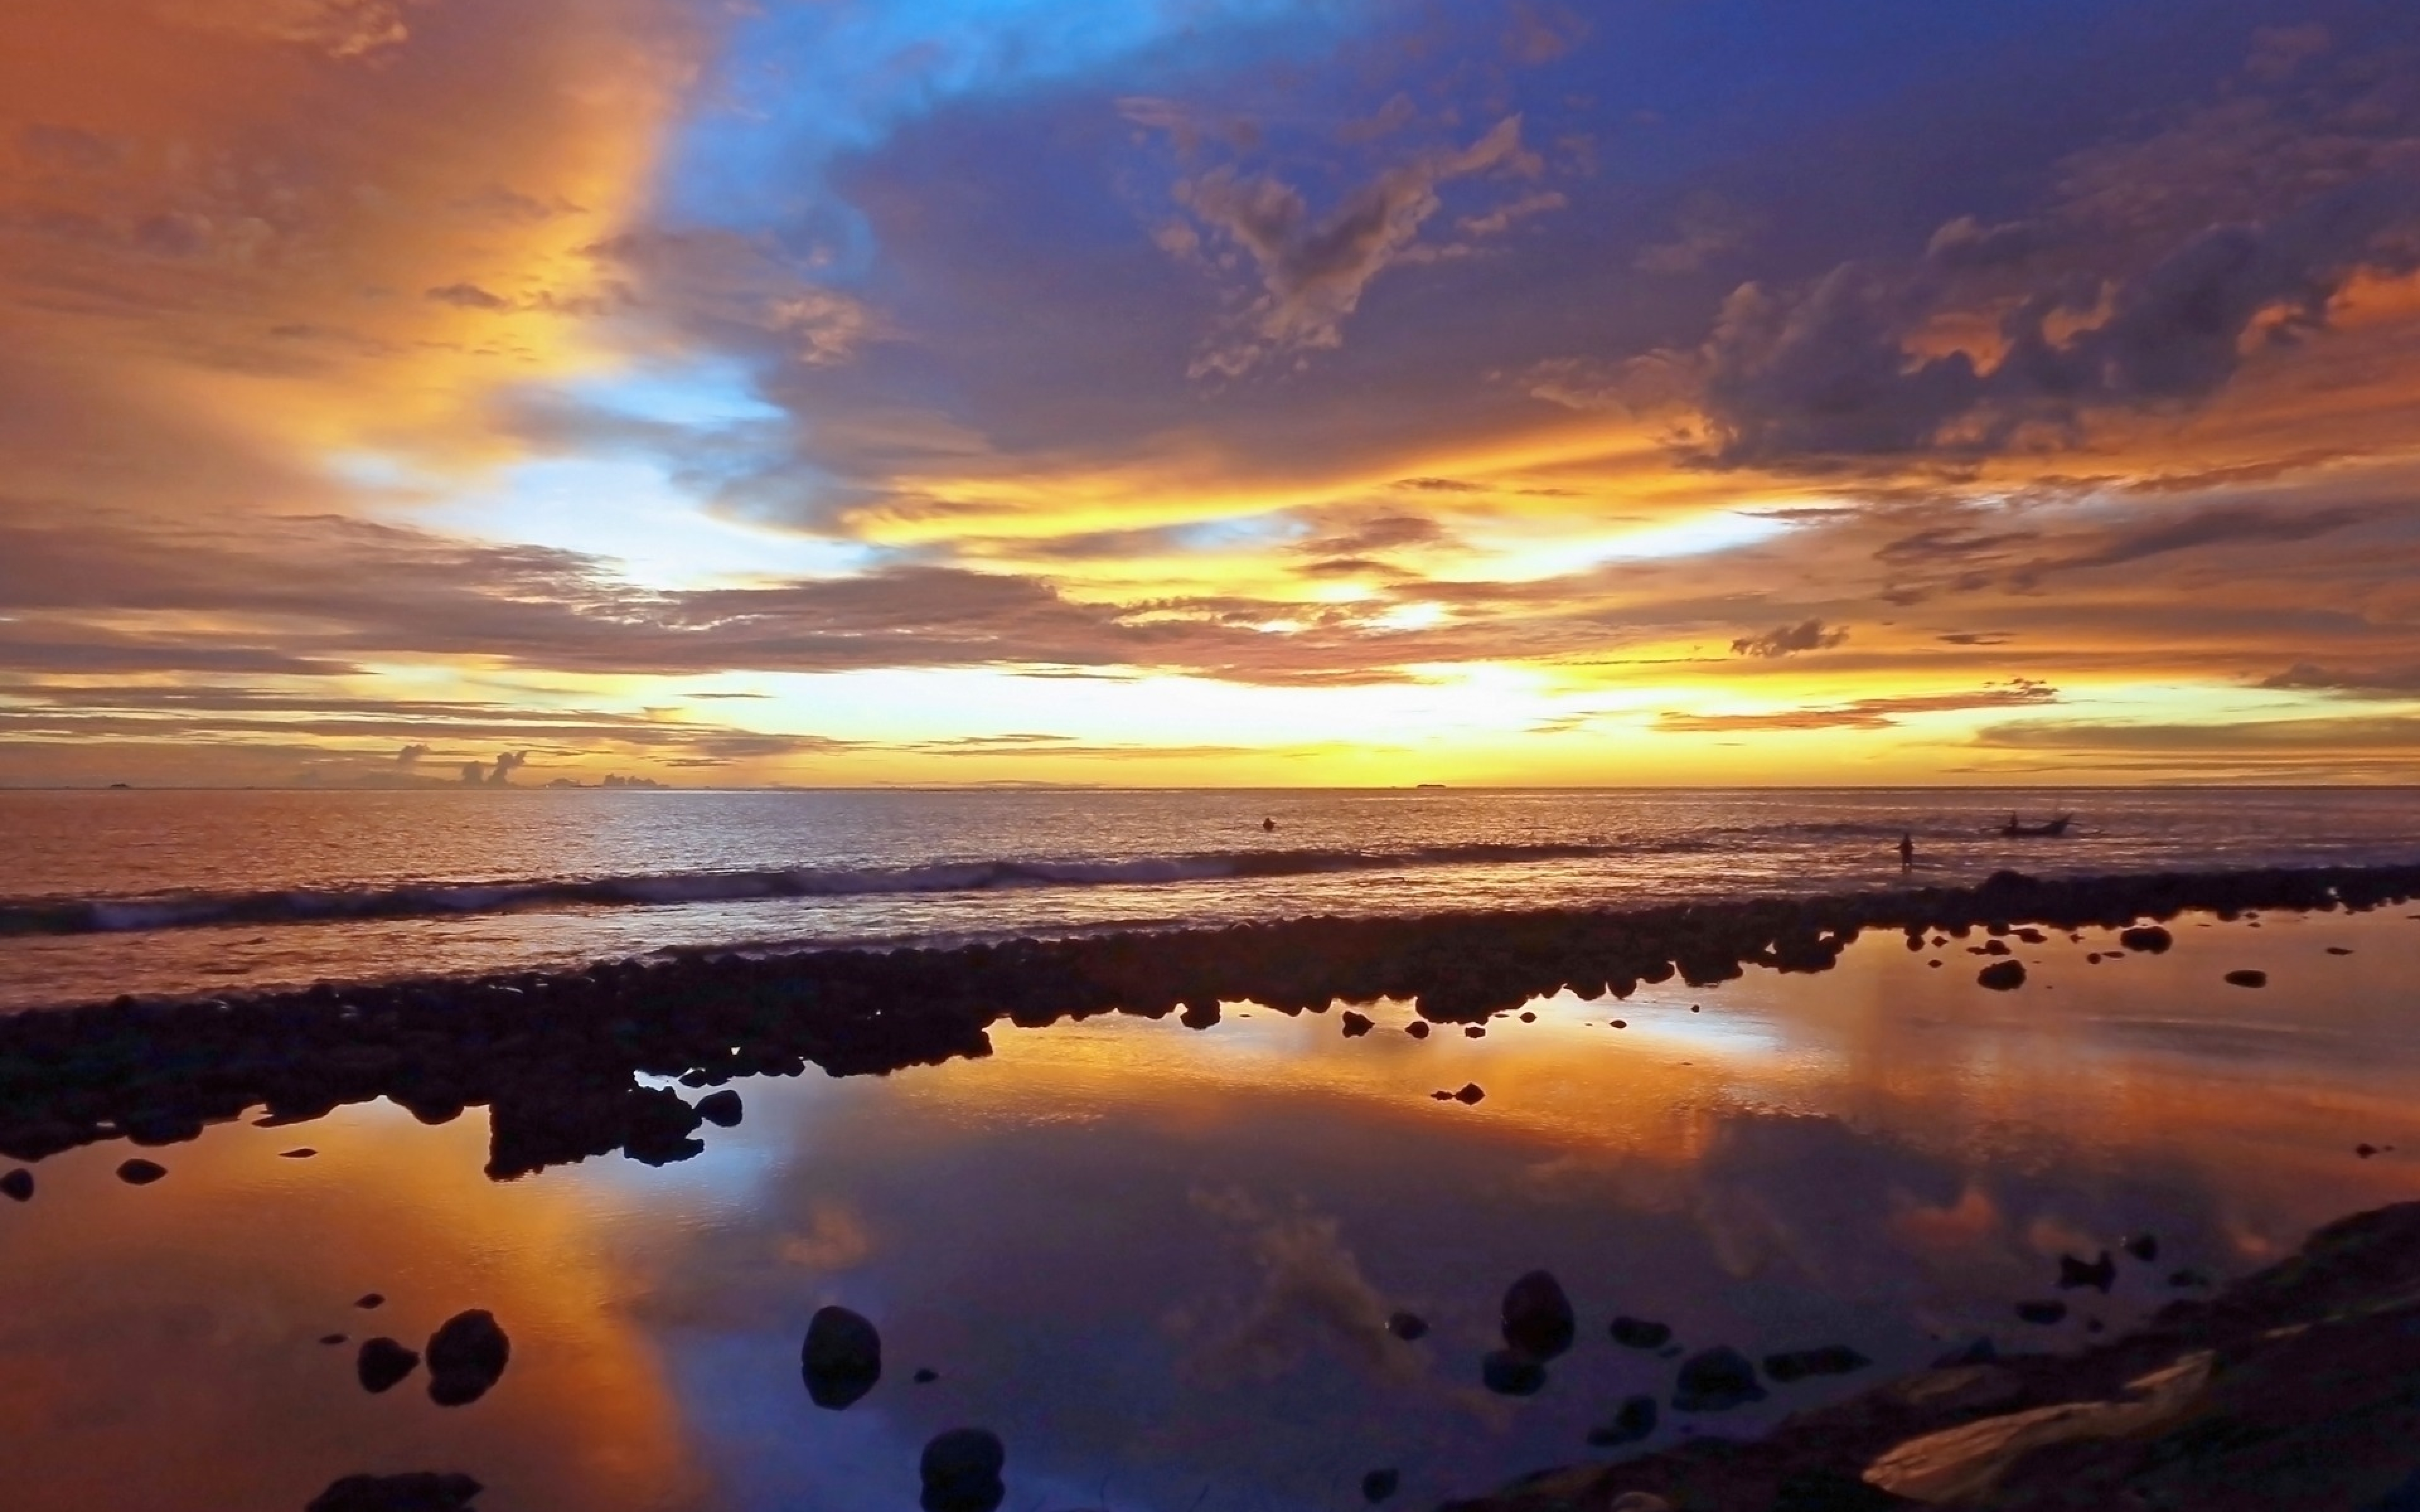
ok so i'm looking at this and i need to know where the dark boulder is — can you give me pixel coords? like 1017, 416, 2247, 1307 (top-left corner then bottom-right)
357, 1293, 385, 1309
117, 1158, 167, 1184
356, 1337, 420, 1394
1502, 1270, 1576, 1360
2119, 925, 2173, 953
1586, 1394, 1658, 1448
1763, 1345, 1870, 1382
2224, 969, 2267, 988
802, 1304, 882, 1409
1976, 960, 2026, 990
913, 1366, 939, 1383
1178, 1000, 1221, 1030
2057, 1251, 2116, 1293
425, 1310, 510, 1406
0, 1168, 30, 1202
1672, 1346, 1765, 1412
306, 1472, 483, 1512
1340, 1011, 1374, 1038
919, 1427, 1006, 1512
1609, 1315, 1671, 1351
2124, 1234, 2159, 1263
1361, 1468, 1400, 1503
694, 1089, 744, 1127
1386, 1310, 1429, 1342
1480, 1349, 1547, 1397
1403, 1021, 1430, 1040
279, 1148, 316, 1159
1453, 1082, 1487, 1106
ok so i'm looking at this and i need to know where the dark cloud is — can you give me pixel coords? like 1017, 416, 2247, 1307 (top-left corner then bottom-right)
1729, 619, 1848, 658
1659, 680, 2056, 733
2257, 663, 2420, 697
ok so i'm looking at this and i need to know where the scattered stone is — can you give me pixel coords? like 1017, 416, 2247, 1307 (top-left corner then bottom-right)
1453, 1082, 1486, 1106
320, 1334, 347, 1346
1502, 1270, 1576, 1360
1672, 1346, 1765, 1412
357, 1293, 385, 1309
1481, 1349, 1547, 1397
356, 1337, 420, 1394
1465, 1025, 1486, 1038
2086, 953, 2102, 963
1611, 1019, 1627, 1028
2014, 928, 2046, 944
306, 1472, 483, 1512
1586, 1394, 1659, 1448
2327, 946, 2353, 954
1976, 960, 2026, 990
2124, 1234, 2160, 1263
425, 1310, 510, 1406
1404, 1021, 1431, 1040
1762, 1345, 1871, 1382
2057, 1251, 2116, 1293
694, 1089, 743, 1127
279, 1148, 316, 1159
1386, 1310, 1430, 1343
2015, 1300, 2067, 1324
1518, 1011, 1536, 1022
2223, 969, 2267, 988
1690, 1005, 1700, 1012
1609, 1315, 1672, 1351
2119, 925, 2173, 953
0, 1168, 30, 1202
1978, 939, 2012, 956
802, 1304, 882, 1409
1430, 1091, 1455, 1101
1340, 1011, 1374, 1038
116, 1159, 166, 1184
913, 1367, 939, 1384
2358, 1143, 2382, 1159
1361, 1468, 1400, 1504
919, 1428, 1006, 1512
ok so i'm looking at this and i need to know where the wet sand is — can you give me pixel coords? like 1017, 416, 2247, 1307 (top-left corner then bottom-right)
3, 864, 2419, 1508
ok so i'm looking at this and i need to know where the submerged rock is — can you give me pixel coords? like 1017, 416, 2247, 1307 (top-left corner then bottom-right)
116, 1158, 166, 1184
2124, 1233, 2160, 1263
2119, 924, 2173, 953
0, 1168, 30, 1202
913, 1367, 940, 1384
355, 1337, 420, 1394
306, 1472, 483, 1512
1586, 1394, 1659, 1447
1361, 1468, 1400, 1503
2057, 1251, 2116, 1293
919, 1427, 1006, 1512
279, 1148, 316, 1159
802, 1304, 882, 1409
1763, 1345, 1871, 1383
1976, 960, 2026, 990
356, 1293, 384, 1309
1386, 1310, 1430, 1343
1481, 1349, 1548, 1397
2223, 968, 2268, 988
1340, 1011, 1374, 1038
1610, 1315, 1672, 1351
1502, 1270, 1576, 1360
1453, 1082, 1487, 1105
425, 1310, 510, 1406
694, 1089, 743, 1127
1404, 1021, 1431, 1040
1672, 1346, 1765, 1412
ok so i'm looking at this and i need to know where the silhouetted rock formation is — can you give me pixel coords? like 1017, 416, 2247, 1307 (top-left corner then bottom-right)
802, 1304, 882, 1410
425, 1310, 509, 1406
306, 1473, 483, 1512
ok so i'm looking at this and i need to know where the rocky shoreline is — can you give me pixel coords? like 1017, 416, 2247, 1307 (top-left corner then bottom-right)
1441, 1194, 2420, 1510
0, 861, 2414, 1182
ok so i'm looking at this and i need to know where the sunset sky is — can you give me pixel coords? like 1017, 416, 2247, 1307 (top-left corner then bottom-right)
5, 0, 2419, 786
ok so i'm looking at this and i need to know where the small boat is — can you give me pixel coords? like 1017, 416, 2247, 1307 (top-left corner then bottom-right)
1999, 814, 2072, 837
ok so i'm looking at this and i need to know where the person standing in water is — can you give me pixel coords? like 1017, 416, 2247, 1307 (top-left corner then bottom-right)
1898, 832, 1915, 871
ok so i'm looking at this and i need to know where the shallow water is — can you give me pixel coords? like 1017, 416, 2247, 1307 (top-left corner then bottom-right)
8, 786, 2420, 1009
5, 907, 2419, 1510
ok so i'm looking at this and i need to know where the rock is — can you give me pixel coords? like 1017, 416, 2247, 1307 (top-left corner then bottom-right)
1404, 1021, 1430, 1039
802, 1304, 882, 1409
1976, 960, 2026, 990
1502, 1270, 1576, 1360
1464, 1026, 1486, 1038
2223, 968, 2267, 988
425, 1310, 510, 1406
1519, 1011, 1536, 1022
2327, 946, 2353, 955
694, 1089, 743, 1126
1586, 1394, 1659, 1447
1763, 1345, 1871, 1382
2358, 1143, 2383, 1159
321, 1334, 347, 1345
1453, 1082, 1486, 1106
919, 1427, 1006, 1512
0, 1168, 30, 1202
1430, 1091, 1455, 1101
1611, 1019, 1627, 1028
1361, 1467, 1400, 1503
306, 1472, 483, 1512
356, 1337, 420, 1394
1672, 1346, 1765, 1412
1609, 1316, 1672, 1351
2124, 1234, 2159, 1263
357, 1293, 385, 1309
116, 1158, 166, 1184
1481, 1349, 1548, 1396
2119, 924, 2173, 953
1386, 1310, 1430, 1342
2014, 928, 2046, 944
2057, 1251, 2116, 1293
279, 1148, 316, 1159
1340, 1011, 1374, 1038
1178, 1000, 1220, 1030
2015, 1300, 2068, 1324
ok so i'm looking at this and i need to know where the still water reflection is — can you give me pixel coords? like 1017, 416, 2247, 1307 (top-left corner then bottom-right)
6, 909, 2420, 1510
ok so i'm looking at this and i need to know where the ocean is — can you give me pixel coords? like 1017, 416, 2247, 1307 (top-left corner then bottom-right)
5, 785, 2420, 1011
